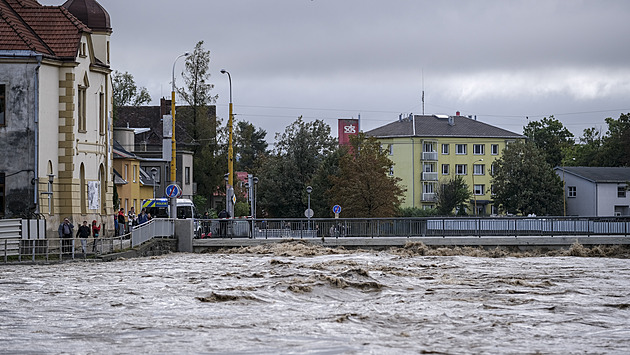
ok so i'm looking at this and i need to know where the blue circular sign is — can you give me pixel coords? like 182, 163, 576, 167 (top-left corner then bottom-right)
165, 184, 181, 198
332, 205, 342, 214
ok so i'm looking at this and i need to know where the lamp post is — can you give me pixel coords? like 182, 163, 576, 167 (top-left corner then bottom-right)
220, 69, 234, 218
170, 51, 190, 218
306, 186, 313, 230
253, 177, 259, 220
472, 159, 483, 216
151, 168, 158, 199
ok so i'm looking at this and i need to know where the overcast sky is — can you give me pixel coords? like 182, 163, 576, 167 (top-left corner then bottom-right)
43, 0, 630, 142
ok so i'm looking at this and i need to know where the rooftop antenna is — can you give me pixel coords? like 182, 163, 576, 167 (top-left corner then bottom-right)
422, 68, 425, 115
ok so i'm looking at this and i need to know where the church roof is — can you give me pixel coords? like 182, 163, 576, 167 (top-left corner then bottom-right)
0, 0, 98, 59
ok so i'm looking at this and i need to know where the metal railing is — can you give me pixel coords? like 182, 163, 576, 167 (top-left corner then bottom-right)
197, 216, 630, 239
2, 235, 132, 263
131, 218, 175, 247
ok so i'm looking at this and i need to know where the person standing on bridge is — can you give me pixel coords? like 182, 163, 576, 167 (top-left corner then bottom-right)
117, 208, 126, 236
218, 209, 230, 237
76, 221, 91, 256
58, 218, 74, 254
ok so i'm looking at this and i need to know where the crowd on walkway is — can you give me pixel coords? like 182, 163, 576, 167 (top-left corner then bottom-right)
55, 206, 155, 257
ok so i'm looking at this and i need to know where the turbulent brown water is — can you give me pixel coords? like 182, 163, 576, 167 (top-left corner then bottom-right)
1, 242, 630, 354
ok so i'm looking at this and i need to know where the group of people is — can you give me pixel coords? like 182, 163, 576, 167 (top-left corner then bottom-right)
57, 206, 154, 256
115, 207, 151, 236
57, 218, 101, 255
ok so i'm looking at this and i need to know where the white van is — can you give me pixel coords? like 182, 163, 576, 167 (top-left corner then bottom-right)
142, 198, 201, 235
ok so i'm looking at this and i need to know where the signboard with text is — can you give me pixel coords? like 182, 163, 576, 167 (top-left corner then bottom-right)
338, 119, 359, 146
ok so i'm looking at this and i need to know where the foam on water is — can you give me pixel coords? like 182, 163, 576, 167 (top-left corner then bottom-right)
1, 242, 630, 354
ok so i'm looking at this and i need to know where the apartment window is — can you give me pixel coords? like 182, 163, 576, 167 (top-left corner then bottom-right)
491, 144, 499, 155
568, 186, 577, 198
185, 167, 191, 185
473, 144, 485, 155
474, 184, 485, 195
455, 164, 467, 175
618, 186, 627, 198
388, 144, 393, 155
491, 184, 496, 196
0, 173, 4, 217
456, 144, 467, 155
0, 84, 5, 126
132, 165, 137, 183
389, 166, 394, 176
442, 144, 449, 155
473, 164, 485, 175
442, 164, 449, 175
124, 164, 128, 181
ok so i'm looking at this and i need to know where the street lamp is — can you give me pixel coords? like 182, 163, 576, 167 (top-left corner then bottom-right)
472, 159, 483, 216
306, 186, 313, 230
151, 167, 158, 199
220, 69, 234, 190
170, 51, 190, 219
253, 177, 259, 220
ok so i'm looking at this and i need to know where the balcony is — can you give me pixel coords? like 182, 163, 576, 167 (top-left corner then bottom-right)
422, 151, 438, 161
422, 193, 436, 202
422, 172, 438, 181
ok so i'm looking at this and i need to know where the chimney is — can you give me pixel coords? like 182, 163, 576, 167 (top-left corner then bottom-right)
456, 111, 460, 116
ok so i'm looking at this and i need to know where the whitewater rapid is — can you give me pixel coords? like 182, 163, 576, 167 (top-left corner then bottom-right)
1, 242, 629, 354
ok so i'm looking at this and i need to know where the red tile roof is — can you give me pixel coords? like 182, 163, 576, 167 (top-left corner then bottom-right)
0, 0, 91, 59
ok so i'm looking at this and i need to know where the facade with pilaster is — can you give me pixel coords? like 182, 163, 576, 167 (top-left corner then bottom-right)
0, 0, 114, 236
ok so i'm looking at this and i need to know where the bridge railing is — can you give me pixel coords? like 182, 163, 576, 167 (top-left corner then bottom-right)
197, 216, 630, 239
131, 218, 175, 247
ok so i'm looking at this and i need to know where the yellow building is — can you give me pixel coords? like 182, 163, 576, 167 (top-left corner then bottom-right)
113, 139, 154, 215
367, 114, 525, 215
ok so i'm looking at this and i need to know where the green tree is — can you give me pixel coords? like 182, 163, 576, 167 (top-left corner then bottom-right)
235, 120, 268, 173
309, 146, 347, 217
329, 133, 405, 217
176, 41, 223, 210
257, 117, 337, 217
565, 127, 603, 166
435, 175, 472, 216
523, 116, 574, 167
491, 141, 563, 215
111, 70, 151, 120
600, 113, 630, 167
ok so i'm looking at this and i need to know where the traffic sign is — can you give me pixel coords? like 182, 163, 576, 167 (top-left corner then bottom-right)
304, 208, 314, 218
165, 184, 181, 198
332, 205, 342, 214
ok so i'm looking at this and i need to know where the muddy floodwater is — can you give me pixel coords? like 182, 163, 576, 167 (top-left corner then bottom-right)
1, 242, 630, 354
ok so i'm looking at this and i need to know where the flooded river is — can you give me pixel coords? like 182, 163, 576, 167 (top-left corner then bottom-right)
1, 242, 630, 354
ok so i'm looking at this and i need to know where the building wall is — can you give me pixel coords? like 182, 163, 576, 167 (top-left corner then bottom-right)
562, 173, 597, 216
597, 183, 630, 216
0, 56, 38, 217
383, 135, 521, 214
38, 35, 113, 236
